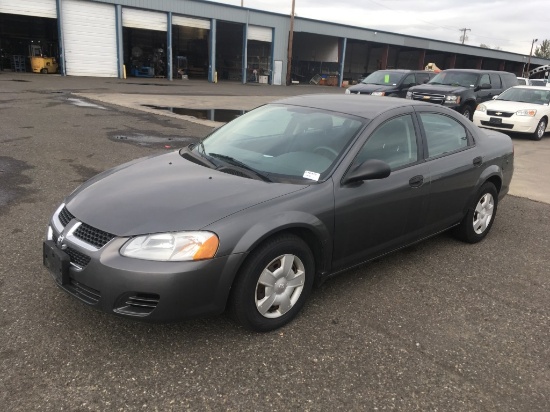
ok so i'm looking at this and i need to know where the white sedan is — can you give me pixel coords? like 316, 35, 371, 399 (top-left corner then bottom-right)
473, 86, 550, 140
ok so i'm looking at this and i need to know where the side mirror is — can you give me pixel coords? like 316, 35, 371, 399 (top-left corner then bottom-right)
492, 95, 499, 100
343, 159, 391, 185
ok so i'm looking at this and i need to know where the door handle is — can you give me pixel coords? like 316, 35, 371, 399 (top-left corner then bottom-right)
409, 175, 424, 188
473, 156, 483, 167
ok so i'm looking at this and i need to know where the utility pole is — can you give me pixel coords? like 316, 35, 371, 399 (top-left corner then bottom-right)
286, 0, 296, 85
526, 38, 538, 77
459, 28, 471, 45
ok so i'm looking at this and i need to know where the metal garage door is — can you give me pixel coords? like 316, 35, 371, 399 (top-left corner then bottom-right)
122, 8, 167, 31
248, 25, 272, 43
172, 15, 210, 30
61, 0, 118, 77
0, 0, 56, 18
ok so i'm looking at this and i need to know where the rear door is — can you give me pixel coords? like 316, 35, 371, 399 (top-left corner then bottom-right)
414, 107, 480, 234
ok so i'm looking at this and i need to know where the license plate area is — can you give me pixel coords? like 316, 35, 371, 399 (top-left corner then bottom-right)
489, 117, 502, 124
43, 240, 70, 285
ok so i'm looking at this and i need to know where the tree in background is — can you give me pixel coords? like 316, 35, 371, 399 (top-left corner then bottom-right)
534, 40, 550, 59
480, 44, 502, 50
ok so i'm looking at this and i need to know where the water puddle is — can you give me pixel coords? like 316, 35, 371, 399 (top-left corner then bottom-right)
67, 98, 106, 110
109, 132, 195, 149
143, 105, 246, 122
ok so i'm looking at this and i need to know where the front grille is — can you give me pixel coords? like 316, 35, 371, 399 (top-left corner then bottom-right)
487, 110, 514, 118
115, 293, 160, 317
65, 246, 91, 268
58, 207, 75, 227
73, 224, 115, 249
412, 92, 445, 104
480, 121, 514, 129
67, 279, 101, 304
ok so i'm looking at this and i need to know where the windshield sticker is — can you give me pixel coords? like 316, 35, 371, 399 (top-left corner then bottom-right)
303, 171, 320, 181
384, 74, 390, 83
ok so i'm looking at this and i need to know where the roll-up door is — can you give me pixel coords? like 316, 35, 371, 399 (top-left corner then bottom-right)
122, 8, 167, 31
62, 0, 118, 77
248, 25, 272, 43
172, 15, 210, 30
0, 0, 56, 18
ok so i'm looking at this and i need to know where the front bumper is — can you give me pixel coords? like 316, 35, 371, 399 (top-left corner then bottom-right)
473, 113, 539, 134
45, 220, 244, 322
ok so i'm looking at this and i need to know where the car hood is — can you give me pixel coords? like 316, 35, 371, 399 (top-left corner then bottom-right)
482, 100, 548, 111
348, 83, 396, 93
411, 84, 468, 94
65, 151, 307, 236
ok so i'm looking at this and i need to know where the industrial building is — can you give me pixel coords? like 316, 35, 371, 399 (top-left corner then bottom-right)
1, 0, 549, 85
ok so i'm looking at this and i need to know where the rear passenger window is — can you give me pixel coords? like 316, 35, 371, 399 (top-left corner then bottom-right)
419, 113, 469, 158
416, 73, 430, 84
490, 74, 502, 88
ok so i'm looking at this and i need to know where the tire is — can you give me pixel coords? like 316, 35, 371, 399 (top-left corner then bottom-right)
531, 118, 546, 141
41, 68, 48, 74
453, 182, 498, 243
459, 104, 474, 121
230, 234, 314, 332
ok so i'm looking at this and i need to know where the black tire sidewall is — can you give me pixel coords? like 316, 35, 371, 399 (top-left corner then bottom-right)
460, 104, 473, 121
231, 235, 315, 332
532, 119, 546, 141
459, 182, 498, 243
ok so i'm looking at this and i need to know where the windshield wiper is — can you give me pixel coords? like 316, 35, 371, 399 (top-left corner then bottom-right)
208, 153, 272, 182
180, 142, 217, 168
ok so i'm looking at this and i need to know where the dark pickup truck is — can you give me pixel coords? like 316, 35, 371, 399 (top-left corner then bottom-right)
406, 69, 518, 120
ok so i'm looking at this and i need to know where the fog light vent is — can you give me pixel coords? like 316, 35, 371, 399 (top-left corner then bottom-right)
114, 293, 160, 317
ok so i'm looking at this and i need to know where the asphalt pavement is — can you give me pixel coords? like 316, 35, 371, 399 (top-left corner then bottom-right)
0, 72, 549, 411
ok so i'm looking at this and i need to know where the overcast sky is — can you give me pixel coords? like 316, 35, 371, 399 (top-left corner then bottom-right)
206, 0, 546, 56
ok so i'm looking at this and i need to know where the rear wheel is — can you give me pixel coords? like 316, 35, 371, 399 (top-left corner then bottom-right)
453, 182, 498, 243
230, 234, 314, 332
531, 118, 546, 141
41, 68, 48, 74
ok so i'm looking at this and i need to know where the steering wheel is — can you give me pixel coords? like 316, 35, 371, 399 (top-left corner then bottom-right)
314, 146, 339, 160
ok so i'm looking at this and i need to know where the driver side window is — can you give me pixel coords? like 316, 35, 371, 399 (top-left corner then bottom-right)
479, 73, 491, 87
354, 115, 418, 170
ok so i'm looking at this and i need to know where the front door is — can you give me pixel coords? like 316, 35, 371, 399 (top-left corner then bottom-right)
332, 113, 430, 271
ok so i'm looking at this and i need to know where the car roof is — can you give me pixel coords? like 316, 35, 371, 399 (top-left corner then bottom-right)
440, 69, 511, 74
272, 94, 436, 119
375, 69, 432, 73
511, 85, 549, 91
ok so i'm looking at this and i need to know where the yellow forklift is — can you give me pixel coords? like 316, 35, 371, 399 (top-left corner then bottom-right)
29, 44, 58, 74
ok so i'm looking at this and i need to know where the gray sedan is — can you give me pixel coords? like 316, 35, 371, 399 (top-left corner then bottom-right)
43, 95, 514, 331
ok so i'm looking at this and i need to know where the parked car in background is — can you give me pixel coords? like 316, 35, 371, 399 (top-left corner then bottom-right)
345, 70, 436, 98
516, 77, 531, 86
529, 79, 549, 87
406, 69, 518, 120
44, 96, 514, 332
473, 85, 550, 140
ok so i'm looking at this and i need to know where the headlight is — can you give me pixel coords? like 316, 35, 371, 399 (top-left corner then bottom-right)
516, 109, 537, 117
371, 91, 386, 96
406, 91, 412, 99
345, 88, 351, 95
120, 231, 219, 261
476, 104, 487, 112
445, 95, 461, 104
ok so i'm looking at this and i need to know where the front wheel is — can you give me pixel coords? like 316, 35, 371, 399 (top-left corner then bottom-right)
459, 104, 474, 121
531, 118, 546, 141
453, 182, 498, 243
230, 234, 314, 332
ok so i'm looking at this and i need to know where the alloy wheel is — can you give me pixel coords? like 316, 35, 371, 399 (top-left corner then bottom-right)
473, 193, 495, 234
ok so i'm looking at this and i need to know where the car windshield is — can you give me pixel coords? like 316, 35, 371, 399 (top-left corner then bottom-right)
497, 87, 550, 105
428, 72, 479, 88
361, 71, 405, 86
187, 104, 365, 183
